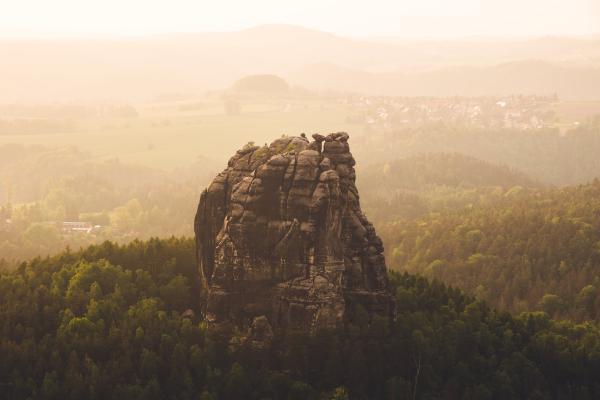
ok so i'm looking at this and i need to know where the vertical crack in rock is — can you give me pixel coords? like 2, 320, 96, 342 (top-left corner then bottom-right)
195, 133, 396, 335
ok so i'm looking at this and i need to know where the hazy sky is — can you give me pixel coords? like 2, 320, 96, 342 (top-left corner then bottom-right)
1, 0, 599, 38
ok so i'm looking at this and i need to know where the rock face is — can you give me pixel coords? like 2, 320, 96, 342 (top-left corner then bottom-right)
195, 132, 395, 333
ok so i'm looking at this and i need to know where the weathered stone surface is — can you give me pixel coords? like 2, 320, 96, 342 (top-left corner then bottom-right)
195, 133, 395, 334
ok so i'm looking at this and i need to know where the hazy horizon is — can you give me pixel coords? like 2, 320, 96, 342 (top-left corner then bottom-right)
2, 23, 600, 42
1, 0, 599, 39
2, 1, 599, 102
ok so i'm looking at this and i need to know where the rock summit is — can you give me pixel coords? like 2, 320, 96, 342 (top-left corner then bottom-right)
195, 132, 395, 333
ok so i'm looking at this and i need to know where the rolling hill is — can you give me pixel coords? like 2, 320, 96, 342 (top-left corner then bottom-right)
289, 60, 600, 99
358, 152, 540, 221
2, 25, 600, 101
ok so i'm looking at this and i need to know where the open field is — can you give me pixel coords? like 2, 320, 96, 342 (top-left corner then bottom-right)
4, 95, 600, 173
0, 98, 361, 170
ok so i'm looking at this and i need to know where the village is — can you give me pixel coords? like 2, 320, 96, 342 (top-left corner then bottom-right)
340, 94, 561, 131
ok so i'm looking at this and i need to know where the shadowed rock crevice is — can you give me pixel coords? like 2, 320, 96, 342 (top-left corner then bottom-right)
195, 133, 395, 334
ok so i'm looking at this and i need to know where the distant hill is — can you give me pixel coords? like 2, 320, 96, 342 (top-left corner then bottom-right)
358, 153, 540, 221
289, 60, 600, 99
232, 74, 289, 93
2, 25, 600, 101
359, 152, 538, 194
351, 117, 600, 186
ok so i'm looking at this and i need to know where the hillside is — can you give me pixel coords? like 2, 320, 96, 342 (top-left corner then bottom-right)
358, 153, 539, 221
0, 238, 598, 399
0, 145, 167, 204
381, 180, 600, 321
0, 144, 216, 265
352, 117, 600, 186
359, 152, 537, 193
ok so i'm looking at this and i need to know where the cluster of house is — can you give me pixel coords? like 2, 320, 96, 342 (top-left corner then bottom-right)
340, 95, 557, 131
61, 221, 101, 234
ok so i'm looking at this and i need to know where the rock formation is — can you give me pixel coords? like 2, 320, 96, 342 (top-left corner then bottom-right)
194, 132, 395, 334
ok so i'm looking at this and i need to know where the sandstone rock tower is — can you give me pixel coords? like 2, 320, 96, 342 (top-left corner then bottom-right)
195, 133, 395, 333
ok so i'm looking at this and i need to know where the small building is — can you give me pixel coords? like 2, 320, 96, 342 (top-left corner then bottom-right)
62, 221, 93, 234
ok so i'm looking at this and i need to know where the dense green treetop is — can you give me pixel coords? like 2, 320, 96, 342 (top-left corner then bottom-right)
0, 238, 599, 399
382, 179, 600, 322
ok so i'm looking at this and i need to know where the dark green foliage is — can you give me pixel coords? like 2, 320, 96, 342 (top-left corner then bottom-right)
1, 238, 599, 399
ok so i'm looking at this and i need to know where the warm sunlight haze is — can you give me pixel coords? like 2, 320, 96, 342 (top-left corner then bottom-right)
1, 2, 600, 399
1, 0, 599, 37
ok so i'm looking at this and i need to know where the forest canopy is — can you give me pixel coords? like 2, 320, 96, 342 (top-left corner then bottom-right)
0, 238, 599, 399
381, 180, 600, 321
